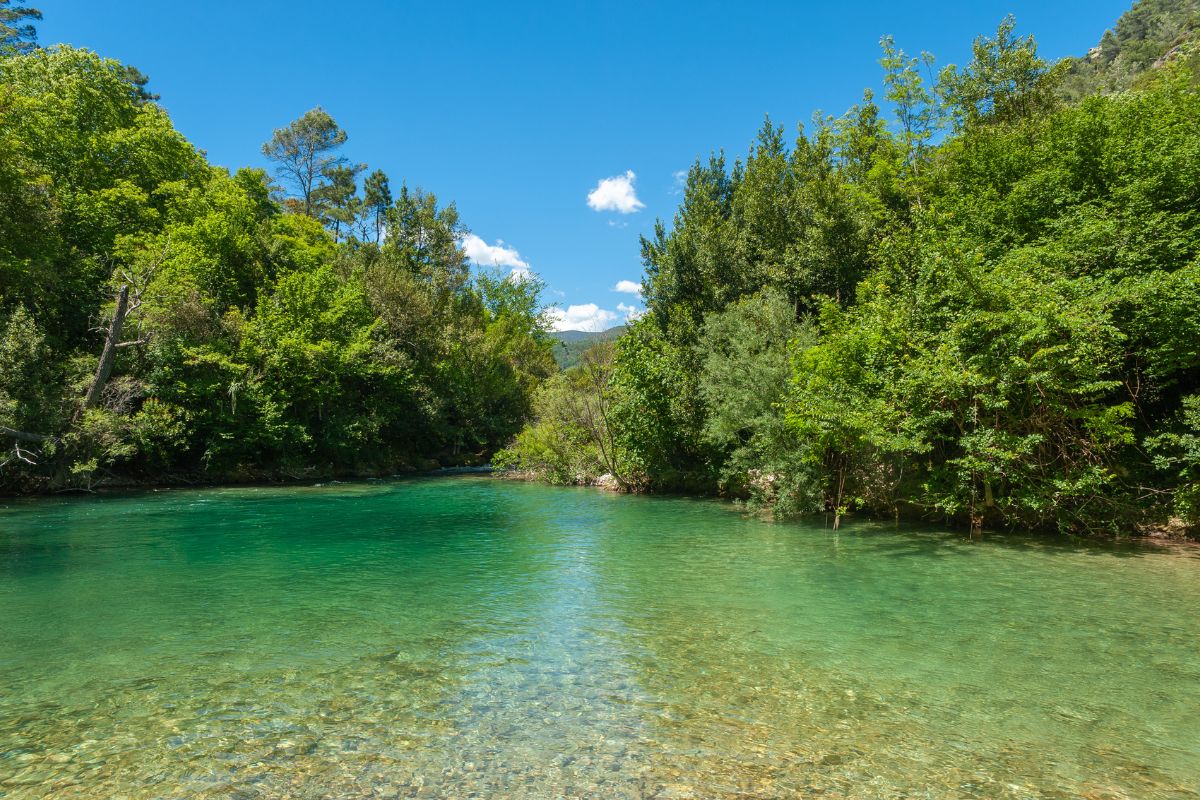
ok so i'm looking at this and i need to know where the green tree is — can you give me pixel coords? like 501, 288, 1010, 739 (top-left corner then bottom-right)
0, 0, 40, 55
362, 168, 391, 243
0, 305, 59, 454
937, 16, 1060, 130
0, 46, 204, 347
698, 289, 821, 515
879, 35, 941, 181
315, 162, 365, 243
1146, 394, 1200, 525
261, 107, 348, 216
495, 341, 624, 486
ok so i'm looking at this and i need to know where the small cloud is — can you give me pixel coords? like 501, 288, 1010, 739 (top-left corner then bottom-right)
607, 220, 629, 229
613, 279, 642, 296
547, 303, 620, 332
587, 170, 645, 214
670, 170, 687, 195
460, 234, 528, 269
617, 302, 644, 322
508, 266, 533, 283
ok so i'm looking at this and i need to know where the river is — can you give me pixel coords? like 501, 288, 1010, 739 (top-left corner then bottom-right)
1, 476, 1197, 798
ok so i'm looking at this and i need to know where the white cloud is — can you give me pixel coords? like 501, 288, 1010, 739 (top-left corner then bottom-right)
671, 169, 687, 195
547, 303, 620, 332
613, 279, 642, 296
460, 234, 528, 269
586, 170, 645, 214
617, 302, 644, 322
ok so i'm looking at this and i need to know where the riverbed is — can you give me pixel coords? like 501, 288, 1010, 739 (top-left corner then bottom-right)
1, 476, 1197, 798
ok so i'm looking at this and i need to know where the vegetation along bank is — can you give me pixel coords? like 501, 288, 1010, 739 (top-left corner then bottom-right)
3, 0, 1199, 537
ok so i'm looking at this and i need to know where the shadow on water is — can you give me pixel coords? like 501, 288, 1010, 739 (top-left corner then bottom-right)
783, 513, 1198, 561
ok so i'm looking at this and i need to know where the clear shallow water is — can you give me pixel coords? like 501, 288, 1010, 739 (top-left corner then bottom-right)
1, 478, 1198, 799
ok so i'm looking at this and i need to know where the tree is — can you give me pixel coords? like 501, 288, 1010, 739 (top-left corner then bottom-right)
314, 162, 364, 243
384, 185, 470, 286
0, 46, 204, 348
362, 169, 391, 243
494, 341, 624, 486
0, 0, 40, 55
261, 107, 348, 216
698, 289, 821, 515
0, 305, 59, 468
937, 16, 1059, 130
879, 35, 941, 177
122, 65, 160, 103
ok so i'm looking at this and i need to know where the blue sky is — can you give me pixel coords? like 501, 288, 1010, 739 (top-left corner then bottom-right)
42, 0, 1131, 330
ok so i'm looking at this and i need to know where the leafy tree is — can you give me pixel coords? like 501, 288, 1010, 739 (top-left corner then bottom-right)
878, 35, 941, 181
938, 17, 1061, 129
0, 305, 59, 454
122, 65, 160, 103
610, 320, 716, 491
0, 46, 204, 347
698, 290, 821, 514
1145, 394, 1200, 524
261, 107, 348, 216
495, 341, 624, 486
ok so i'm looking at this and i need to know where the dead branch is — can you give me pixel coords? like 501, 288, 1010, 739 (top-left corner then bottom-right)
0, 425, 52, 443
78, 238, 171, 415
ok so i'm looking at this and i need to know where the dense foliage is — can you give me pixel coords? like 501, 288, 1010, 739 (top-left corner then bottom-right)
501, 6, 1200, 536
1061, 0, 1200, 97
0, 44, 554, 491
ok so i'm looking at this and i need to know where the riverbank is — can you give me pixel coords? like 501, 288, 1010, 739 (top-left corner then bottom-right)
490, 467, 1200, 542
4, 459, 1194, 543
0, 454, 492, 498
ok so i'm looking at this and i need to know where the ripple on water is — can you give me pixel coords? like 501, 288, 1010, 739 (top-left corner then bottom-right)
1, 477, 1199, 798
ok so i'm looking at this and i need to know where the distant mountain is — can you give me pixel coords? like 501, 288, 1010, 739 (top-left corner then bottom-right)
551, 326, 627, 369
1061, 0, 1200, 98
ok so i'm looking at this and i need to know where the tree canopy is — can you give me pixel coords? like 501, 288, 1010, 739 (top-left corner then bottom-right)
500, 8, 1200, 537
0, 46, 555, 491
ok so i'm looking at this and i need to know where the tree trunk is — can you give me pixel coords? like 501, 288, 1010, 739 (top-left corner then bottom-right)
832, 462, 846, 531
0, 425, 51, 443
82, 284, 129, 411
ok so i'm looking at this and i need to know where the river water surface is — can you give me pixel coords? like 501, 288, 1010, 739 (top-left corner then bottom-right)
1, 476, 1198, 798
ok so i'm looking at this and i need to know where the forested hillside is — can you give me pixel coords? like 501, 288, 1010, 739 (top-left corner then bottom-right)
0, 6, 555, 491
1061, 0, 1200, 97
499, 4, 1200, 537
552, 326, 626, 369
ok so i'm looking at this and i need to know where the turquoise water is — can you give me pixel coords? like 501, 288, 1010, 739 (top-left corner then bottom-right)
1, 477, 1198, 799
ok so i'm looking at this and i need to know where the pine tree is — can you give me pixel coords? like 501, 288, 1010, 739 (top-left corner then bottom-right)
261, 107, 348, 216
0, 0, 41, 55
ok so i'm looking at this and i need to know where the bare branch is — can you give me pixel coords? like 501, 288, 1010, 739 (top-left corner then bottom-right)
0, 425, 52, 443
